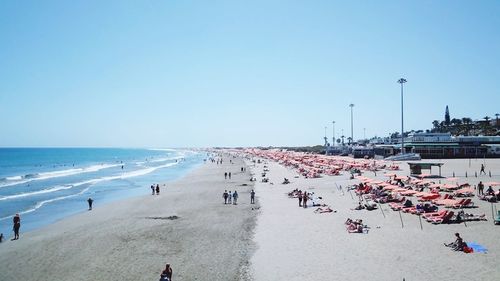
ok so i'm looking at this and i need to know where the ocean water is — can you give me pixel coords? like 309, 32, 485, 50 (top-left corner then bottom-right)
0, 148, 203, 237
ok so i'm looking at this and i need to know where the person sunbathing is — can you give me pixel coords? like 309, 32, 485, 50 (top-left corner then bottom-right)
314, 206, 334, 213
346, 219, 364, 233
457, 210, 487, 222
364, 202, 377, 211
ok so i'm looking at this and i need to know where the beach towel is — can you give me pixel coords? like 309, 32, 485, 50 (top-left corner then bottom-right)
467, 242, 488, 253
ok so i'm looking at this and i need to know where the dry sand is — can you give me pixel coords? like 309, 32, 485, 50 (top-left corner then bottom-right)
2, 153, 499, 281
248, 157, 500, 281
0, 155, 257, 281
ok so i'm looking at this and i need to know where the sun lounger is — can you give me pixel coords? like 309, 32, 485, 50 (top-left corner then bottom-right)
389, 202, 404, 210
452, 198, 474, 209
419, 193, 441, 201
425, 210, 450, 222
422, 209, 446, 219
430, 211, 454, 224
401, 206, 416, 213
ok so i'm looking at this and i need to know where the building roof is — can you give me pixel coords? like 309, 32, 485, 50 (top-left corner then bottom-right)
408, 162, 444, 167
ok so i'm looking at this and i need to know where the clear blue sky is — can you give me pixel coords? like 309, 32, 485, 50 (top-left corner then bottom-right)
1, 1, 499, 147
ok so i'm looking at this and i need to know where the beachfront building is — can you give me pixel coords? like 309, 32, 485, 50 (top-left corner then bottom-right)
371, 132, 500, 159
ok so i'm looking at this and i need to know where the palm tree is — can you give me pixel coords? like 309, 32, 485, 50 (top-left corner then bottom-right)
484, 116, 491, 122
450, 118, 462, 135
461, 117, 473, 136
347, 137, 353, 144
341, 135, 345, 146
432, 120, 440, 132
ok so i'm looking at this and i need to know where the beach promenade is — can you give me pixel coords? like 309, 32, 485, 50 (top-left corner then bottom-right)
248, 156, 500, 281
0, 155, 256, 281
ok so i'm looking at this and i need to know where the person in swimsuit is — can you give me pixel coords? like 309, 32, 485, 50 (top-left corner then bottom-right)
160, 263, 173, 281
13, 214, 21, 240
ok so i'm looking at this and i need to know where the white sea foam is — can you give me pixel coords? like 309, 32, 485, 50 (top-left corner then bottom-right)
5, 176, 23, 181
0, 164, 121, 188
0, 185, 75, 201
0, 187, 92, 221
0, 162, 179, 203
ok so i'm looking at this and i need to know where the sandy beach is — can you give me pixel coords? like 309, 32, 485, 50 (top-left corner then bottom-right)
0, 155, 257, 281
248, 156, 500, 281
2, 151, 500, 281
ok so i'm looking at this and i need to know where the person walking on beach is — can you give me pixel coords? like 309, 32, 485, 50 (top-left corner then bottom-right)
302, 192, 308, 208
478, 181, 484, 195
151, 184, 155, 195
160, 263, 173, 281
223, 190, 228, 204
298, 190, 303, 207
480, 164, 486, 175
12, 214, 20, 240
87, 197, 94, 210
156, 184, 160, 195
250, 190, 255, 204
229, 172, 232, 179
224, 172, 227, 179
233, 191, 239, 205
228, 191, 232, 204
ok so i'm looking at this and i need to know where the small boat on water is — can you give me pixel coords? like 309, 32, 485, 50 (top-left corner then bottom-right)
385, 153, 421, 161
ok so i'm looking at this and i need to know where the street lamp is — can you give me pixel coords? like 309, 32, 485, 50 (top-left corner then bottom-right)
332, 121, 335, 147
397, 78, 407, 154
349, 104, 354, 144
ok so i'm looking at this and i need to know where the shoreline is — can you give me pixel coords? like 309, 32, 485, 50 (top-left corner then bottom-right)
0, 148, 204, 237
0, 154, 258, 281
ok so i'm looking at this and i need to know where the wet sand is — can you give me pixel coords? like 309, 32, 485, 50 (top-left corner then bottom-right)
0, 155, 257, 281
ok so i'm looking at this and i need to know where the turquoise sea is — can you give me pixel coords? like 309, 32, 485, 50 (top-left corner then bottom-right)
0, 148, 203, 237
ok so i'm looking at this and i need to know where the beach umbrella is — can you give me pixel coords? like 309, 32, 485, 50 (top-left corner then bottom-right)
484, 182, 500, 186
434, 198, 459, 207
455, 187, 474, 195
446, 177, 459, 181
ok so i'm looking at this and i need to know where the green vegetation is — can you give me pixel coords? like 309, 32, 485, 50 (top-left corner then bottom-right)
430, 106, 499, 136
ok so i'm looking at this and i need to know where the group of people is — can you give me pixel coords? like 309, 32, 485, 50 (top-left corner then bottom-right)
288, 189, 330, 211
345, 218, 365, 233
352, 200, 377, 211
222, 190, 238, 205
224, 172, 232, 179
151, 184, 161, 195
288, 189, 309, 208
222, 189, 256, 205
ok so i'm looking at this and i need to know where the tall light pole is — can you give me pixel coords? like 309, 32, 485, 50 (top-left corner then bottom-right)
349, 104, 354, 144
332, 121, 335, 147
397, 78, 407, 154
